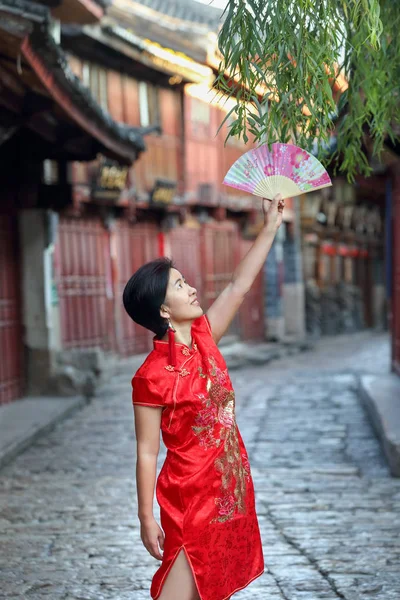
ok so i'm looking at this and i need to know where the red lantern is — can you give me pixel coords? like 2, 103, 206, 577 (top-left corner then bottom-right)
321, 242, 336, 256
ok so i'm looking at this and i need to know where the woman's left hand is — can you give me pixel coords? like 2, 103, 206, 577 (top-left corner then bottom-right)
262, 193, 285, 232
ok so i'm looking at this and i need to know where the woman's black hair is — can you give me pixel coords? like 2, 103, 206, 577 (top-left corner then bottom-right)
122, 257, 174, 339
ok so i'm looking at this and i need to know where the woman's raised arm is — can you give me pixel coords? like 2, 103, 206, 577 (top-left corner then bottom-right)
206, 193, 284, 344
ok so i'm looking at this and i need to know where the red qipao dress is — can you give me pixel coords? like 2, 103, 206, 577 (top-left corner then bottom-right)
131, 314, 264, 600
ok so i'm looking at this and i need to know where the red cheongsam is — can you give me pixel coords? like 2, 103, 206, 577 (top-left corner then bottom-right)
132, 314, 264, 600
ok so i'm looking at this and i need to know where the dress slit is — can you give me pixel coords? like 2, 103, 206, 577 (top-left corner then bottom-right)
154, 545, 203, 600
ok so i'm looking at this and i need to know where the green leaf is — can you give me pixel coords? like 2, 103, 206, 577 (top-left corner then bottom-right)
216, 0, 397, 181
215, 104, 240, 139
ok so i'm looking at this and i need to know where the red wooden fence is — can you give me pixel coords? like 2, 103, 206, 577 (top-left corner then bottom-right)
169, 225, 264, 340
201, 221, 241, 337
0, 216, 23, 404
168, 226, 203, 301
57, 217, 111, 350
56, 217, 267, 358
238, 238, 265, 341
114, 221, 159, 355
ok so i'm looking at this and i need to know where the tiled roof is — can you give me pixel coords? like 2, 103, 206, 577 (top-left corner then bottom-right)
133, 0, 223, 29
0, 0, 146, 163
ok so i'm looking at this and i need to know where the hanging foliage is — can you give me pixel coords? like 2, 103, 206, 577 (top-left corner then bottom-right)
215, 0, 400, 181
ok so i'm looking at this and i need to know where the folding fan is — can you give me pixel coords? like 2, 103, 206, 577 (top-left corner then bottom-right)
223, 143, 332, 200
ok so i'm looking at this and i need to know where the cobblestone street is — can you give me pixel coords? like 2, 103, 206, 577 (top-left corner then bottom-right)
1, 331, 400, 600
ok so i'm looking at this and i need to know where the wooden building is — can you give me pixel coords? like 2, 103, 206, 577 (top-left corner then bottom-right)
0, 0, 147, 403
300, 176, 385, 338
53, 0, 278, 368
1, 0, 285, 403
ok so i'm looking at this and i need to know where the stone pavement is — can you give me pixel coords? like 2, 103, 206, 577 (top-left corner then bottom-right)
1, 331, 400, 600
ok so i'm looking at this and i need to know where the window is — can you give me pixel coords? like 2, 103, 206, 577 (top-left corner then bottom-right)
139, 81, 160, 127
49, 18, 61, 44
98, 68, 108, 111
82, 60, 108, 112
191, 98, 210, 125
82, 61, 90, 87
190, 97, 211, 137
42, 160, 59, 185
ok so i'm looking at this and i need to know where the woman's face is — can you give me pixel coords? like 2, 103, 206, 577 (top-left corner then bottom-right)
161, 268, 203, 324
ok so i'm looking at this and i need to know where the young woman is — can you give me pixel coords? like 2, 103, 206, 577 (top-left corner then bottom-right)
123, 193, 284, 600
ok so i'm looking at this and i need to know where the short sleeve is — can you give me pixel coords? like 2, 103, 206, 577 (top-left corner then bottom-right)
203, 313, 213, 335
132, 376, 165, 408
192, 313, 213, 336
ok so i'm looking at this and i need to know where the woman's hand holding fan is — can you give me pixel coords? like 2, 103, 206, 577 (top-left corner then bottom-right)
262, 193, 285, 232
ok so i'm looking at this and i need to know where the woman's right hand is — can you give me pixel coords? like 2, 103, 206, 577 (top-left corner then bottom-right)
140, 516, 165, 560
262, 193, 284, 232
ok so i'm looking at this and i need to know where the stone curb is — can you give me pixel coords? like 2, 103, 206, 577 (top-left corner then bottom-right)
0, 395, 88, 471
358, 374, 400, 477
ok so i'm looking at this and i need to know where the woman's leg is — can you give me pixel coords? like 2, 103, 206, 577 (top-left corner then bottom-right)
158, 548, 200, 600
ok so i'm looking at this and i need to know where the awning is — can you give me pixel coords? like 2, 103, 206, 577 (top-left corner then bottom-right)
0, 0, 147, 164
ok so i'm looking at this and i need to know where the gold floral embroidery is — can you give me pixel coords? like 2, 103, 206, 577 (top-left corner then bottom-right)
212, 425, 248, 523
198, 366, 207, 378
192, 356, 248, 523
181, 347, 190, 356
164, 365, 175, 372
179, 368, 190, 377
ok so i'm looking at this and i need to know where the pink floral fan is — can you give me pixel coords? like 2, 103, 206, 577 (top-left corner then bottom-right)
223, 143, 332, 200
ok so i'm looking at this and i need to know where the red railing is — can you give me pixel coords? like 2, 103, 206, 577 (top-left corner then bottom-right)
114, 221, 159, 355
168, 227, 203, 300
0, 216, 23, 404
238, 238, 265, 341
56, 216, 268, 358
57, 217, 111, 350
201, 221, 241, 337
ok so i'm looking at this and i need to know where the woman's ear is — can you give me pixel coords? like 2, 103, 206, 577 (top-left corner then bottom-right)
160, 304, 170, 320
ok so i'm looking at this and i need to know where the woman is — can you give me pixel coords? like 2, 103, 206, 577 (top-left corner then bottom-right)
123, 193, 284, 600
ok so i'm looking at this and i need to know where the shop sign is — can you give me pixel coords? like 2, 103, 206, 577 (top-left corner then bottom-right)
150, 180, 176, 206
93, 157, 129, 199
